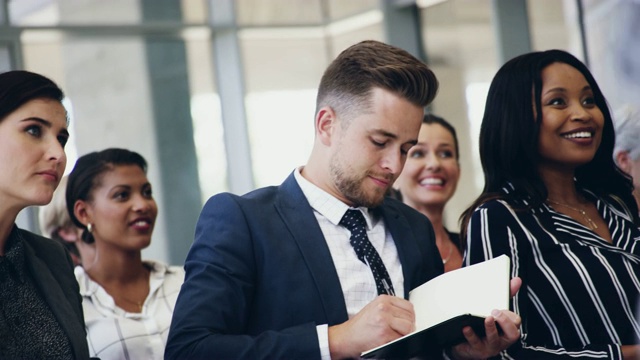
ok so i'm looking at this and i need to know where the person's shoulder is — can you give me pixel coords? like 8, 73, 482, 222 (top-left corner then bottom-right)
166, 265, 186, 288
167, 264, 186, 278
200, 188, 283, 222
598, 192, 636, 221
204, 185, 281, 207
19, 228, 76, 282
143, 260, 185, 294
471, 198, 519, 218
382, 196, 432, 225
144, 259, 185, 281
202, 174, 308, 214
476, 198, 511, 209
382, 196, 420, 216
18, 228, 67, 256
73, 265, 88, 281
472, 183, 533, 213
470, 197, 541, 232
73, 265, 94, 294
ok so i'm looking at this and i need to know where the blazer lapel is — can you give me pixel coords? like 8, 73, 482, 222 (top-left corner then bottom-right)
274, 174, 349, 325
377, 201, 423, 299
22, 234, 87, 360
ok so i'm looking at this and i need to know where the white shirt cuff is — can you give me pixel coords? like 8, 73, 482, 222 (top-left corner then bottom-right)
316, 324, 330, 360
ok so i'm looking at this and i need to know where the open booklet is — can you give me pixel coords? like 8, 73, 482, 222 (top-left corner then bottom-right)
361, 255, 511, 359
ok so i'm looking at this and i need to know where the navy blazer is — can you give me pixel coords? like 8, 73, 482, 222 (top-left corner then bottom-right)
166, 173, 442, 359
19, 227, 90, 359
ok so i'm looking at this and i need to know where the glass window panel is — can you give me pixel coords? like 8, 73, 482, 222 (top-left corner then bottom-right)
582, 0, 640, 113
241, 32, 326, 187
419, 0, 589, 230
9, 0, 208, 26
184, 35, 228, 201
9, 0, 59, 26
528, 0, 571, 51
0, 45, 13, 72
422, 0, 496, 69
181, 0, 208, 24
22, 34, 170, 262
419, 0, 496, 231
19, 31, 222, 263
327, 11, 384, 57
246, 89, 317, 187
241, 18, 385, 188
235, 0, 323, 26
191, 92, 227, 201
240, 31, 327, 92
327, 0, 378, 21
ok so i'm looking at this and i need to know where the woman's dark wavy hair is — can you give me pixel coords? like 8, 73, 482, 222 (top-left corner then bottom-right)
0, 70, 65, 123
460, 49, 638, 237
66, 148, 148, 243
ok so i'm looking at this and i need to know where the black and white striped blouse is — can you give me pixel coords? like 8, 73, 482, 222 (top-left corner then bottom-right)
466, 185, 640, 359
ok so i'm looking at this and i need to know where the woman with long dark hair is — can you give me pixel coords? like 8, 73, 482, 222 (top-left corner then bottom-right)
461, 49, 640, 358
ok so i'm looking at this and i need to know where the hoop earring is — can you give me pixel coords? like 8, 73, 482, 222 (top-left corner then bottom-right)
87, 223, 93, 233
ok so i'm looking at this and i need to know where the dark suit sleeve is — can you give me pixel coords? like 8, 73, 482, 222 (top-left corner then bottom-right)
165, 193, 321, 360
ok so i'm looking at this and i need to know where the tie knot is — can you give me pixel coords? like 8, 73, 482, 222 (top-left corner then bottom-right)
340, 209, 367, 232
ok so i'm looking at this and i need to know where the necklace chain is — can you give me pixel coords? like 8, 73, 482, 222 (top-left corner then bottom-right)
441, 240, 453, 264
116, 294, 144, 312
547, 199, 598, 230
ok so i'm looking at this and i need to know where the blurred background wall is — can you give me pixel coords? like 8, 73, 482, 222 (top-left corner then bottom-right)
1, 0, 637, 265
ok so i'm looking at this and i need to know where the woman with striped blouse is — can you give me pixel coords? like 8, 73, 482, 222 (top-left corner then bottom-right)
461, 49, 640, 359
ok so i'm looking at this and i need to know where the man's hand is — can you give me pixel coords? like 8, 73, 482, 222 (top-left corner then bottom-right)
328, 295, 415, 359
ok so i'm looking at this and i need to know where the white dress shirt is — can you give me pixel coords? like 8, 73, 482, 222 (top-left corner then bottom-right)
294, 168, 404, 359
75, 260, 184, 360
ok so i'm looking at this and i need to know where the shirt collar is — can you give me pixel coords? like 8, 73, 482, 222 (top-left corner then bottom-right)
74, 259, 174, 296
294, 167, 375, 229
503, 181, 598, 214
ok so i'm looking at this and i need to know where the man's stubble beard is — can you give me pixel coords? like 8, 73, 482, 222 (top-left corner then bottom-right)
329, 152, 388, 208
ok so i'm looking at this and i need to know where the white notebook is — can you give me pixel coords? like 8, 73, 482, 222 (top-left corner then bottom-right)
362, 255, 511, 359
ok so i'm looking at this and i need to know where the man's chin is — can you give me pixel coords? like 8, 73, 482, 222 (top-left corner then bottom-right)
349, 192, 386, 208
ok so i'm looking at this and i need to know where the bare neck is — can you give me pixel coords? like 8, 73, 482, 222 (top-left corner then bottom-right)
84, 246, 148, 286
539, 167, 583, 204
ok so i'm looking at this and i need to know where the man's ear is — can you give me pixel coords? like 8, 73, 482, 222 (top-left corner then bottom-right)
315, 106, 337, 146
616, 151, 632, 174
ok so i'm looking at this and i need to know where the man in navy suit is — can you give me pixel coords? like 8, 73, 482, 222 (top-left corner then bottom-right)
166, 40, 521, 360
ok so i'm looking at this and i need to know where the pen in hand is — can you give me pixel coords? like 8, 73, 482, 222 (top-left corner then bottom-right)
382, 279, 395, 296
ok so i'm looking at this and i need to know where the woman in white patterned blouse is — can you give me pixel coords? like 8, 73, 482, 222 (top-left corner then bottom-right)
461, 50, 640, 359
66, 148, 184, 360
